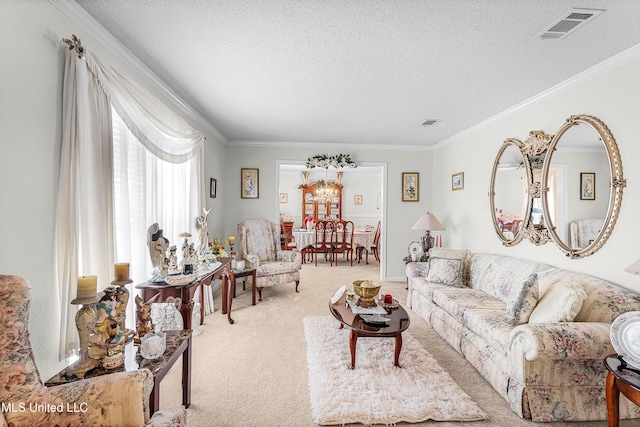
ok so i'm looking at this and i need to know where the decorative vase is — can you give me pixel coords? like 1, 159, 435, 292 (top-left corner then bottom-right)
306, 221, 314, 231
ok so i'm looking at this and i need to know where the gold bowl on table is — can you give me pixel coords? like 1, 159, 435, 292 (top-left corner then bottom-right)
353, 280, 382, 308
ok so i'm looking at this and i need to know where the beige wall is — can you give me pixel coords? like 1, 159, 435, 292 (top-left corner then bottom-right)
431, 55, 640, 291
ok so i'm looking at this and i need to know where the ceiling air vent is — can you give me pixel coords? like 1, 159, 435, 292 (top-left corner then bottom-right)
535, 8, 605, 40
420, 119, 440, 127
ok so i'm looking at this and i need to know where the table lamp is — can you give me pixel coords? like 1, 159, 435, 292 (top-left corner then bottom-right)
412, 212, 446, 254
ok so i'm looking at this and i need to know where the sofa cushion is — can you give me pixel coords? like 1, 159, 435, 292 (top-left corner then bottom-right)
429, 248, 471, 285
432, 287, 502, 319
469, 254, 552, 305
506, 274, 539, 326
426, 257, 464, 287
529, 281, 587, 323
256, 261, 299, 277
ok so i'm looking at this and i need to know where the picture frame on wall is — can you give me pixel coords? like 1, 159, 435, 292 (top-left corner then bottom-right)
209, 178, 217, 198
354, 195, 363, 205
452, 172, 464, 191
402, 172, 419, 202
279, 193, 288, 203
580, 172, 595, 200
241, 168, 259, 199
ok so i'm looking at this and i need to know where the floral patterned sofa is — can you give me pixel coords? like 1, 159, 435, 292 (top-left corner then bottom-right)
0, 274, 186, 427
406, 250, 640, 422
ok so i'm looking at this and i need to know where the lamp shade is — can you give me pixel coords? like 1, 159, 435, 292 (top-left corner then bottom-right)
412, 212, 445, 231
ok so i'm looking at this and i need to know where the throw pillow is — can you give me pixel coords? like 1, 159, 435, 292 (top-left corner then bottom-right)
528, 281, 587, 323
506, 273, 539, 325
429, 248, 471, 286
426, 257, 464, 287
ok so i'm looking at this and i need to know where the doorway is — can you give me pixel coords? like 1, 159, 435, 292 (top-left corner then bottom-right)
275, 161, 387, 280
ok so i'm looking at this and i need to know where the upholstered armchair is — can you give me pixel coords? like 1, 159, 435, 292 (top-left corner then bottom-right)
238, 219, 302, 300
0, 275, 186, 427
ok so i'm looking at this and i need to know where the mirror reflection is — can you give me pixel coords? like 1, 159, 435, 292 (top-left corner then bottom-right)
490, 139, 529, 246
542, 115, 625, 258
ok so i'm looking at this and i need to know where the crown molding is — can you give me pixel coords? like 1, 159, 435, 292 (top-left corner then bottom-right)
434, 42, 640, 149
49, 0, 229, 145
229, 140, 434, 151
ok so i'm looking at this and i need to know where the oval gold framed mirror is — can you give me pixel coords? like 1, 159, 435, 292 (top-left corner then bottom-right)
541, 115, 626, 258
490, 138, 531, 246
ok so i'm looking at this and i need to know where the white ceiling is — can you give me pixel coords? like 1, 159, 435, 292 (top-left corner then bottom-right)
71, 0, 640, 148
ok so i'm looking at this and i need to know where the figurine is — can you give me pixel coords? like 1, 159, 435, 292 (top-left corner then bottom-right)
167, 245, 179, 274
147, 223, 170, 272
135, 293, 160, 341
196, 208, 211, 256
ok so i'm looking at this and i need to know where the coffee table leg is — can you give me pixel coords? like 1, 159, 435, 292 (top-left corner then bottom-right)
606, 372, 620, 427
349, 329, 357, 369
394, 333, 402, 368
225, 271, 235, 324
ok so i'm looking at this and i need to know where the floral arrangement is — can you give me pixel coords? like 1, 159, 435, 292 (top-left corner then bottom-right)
303, 215, 315, 225
208, 236, 228, 256
305, 154, 357, 169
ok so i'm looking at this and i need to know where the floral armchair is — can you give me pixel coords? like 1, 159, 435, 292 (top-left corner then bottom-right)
238, 219, 302, 300
0, 274, 186, 427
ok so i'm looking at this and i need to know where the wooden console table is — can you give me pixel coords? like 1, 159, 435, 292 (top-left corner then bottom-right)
136, 257, 235, 325
46, 330, 192, 416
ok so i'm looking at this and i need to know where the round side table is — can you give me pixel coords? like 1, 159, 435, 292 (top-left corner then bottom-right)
604, 354, 640, 427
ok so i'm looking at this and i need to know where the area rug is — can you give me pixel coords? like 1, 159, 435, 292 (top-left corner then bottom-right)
303, 316, 487, 425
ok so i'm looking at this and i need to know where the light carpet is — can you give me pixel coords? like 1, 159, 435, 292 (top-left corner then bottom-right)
304, 315, 487, 425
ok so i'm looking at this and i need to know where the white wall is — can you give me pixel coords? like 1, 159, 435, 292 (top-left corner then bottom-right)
431, 53, 640, 292
0, 0, 226, 378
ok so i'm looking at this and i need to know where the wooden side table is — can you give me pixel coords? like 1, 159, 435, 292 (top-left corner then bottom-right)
231, 267, 258, 305
46, 330, 192, 416
604, 354, 640, 427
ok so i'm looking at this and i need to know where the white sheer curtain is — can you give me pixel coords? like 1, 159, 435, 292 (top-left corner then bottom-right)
57, 46, 205, 359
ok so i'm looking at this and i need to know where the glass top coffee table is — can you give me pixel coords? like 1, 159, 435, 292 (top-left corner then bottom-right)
329, 290, 410, 369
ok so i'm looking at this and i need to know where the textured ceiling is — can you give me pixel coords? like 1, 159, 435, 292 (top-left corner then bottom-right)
72, 0, 640, 147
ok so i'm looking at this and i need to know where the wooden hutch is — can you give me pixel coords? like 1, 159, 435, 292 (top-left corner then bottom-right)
300, 182, 342, 221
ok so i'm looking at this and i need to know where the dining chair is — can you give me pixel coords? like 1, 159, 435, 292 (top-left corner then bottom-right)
332, 220, 354, 266
310, 220, 335, 266
371, 220, 381, 261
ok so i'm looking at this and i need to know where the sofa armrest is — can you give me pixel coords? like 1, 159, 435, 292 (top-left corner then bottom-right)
244, 254, 259, 269
3, 370, 152, 426
405, 261, 429, 280
278, 249, 301, 266
509, 322, 613, 361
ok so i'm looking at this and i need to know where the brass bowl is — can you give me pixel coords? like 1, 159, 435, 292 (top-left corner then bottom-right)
353, 280, 381, 308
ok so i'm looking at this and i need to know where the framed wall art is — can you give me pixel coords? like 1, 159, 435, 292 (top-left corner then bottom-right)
241, 168, 259, 199
452, 172, 464, 191
580, 172, 595, 200
209, 178, 217, 198
402, 172, 419, 202
279, 193, 288, 203
354, 195, 363, 205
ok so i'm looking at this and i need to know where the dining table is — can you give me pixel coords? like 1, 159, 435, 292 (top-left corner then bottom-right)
292, 228, 375, 264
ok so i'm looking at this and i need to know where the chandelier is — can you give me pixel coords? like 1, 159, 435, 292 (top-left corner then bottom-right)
315, 180, 338, 203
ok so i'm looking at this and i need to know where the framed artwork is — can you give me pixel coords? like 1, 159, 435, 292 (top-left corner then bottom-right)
354, 195, 363, 205
279, 193, 288, 203
580, 172, 595, 200
241, 168, 259, 199
209, 178, 217, 198
402, 172, 419, 202
452, 172, 464, 191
